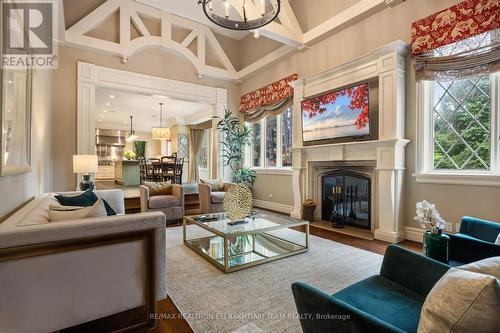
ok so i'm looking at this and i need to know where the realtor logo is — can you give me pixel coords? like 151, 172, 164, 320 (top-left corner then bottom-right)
2, 0, 58, 69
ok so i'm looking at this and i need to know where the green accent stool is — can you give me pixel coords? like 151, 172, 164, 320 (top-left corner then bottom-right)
423, 231, 449, 263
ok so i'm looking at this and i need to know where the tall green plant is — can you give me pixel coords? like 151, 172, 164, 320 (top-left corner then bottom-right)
217, 109, 256, 185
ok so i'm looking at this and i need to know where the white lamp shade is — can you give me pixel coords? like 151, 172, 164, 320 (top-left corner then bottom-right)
152, 127, 171, 141
73, 155, 98, 173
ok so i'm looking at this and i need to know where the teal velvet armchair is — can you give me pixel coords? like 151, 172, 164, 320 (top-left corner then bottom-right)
292, 245, 450, 333
447, 216, 500, 266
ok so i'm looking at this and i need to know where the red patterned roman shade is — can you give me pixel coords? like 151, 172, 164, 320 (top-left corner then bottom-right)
239, 74, 298, 121
411, 0, 500, 55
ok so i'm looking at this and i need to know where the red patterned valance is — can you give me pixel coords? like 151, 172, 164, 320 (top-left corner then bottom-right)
239, 74, 298, 113
411, 0, 500, 55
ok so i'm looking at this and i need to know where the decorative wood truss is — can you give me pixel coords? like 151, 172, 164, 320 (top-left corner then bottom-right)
64, 0, 405, 81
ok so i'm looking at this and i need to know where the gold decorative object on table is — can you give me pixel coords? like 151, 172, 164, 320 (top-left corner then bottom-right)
223, 184, 253, 221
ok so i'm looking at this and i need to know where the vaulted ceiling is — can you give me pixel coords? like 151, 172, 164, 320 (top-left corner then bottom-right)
60, 0, 406, 81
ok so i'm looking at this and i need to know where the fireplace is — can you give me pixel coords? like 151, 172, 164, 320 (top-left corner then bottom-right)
289, 42, 410, 243
322, 171, 371, 230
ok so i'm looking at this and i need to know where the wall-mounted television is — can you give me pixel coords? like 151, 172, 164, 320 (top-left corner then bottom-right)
301, 81, 378, 145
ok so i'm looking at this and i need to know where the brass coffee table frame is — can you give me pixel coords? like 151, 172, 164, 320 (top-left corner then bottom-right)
183, 214, 309, 273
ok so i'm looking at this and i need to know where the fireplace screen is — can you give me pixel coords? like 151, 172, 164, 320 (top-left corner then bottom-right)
322, 171, 371, 229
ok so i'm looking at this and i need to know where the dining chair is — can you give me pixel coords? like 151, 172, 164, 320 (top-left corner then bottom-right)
139, 157, 146, 182
161, 155, 176, 182
174, 157, 184, 184
147, 158, 162, 182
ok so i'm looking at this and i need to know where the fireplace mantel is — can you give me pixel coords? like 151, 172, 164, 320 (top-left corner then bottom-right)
289, 41, 410, 243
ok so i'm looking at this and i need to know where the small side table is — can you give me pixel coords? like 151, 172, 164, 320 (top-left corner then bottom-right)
423, 231, 450, 263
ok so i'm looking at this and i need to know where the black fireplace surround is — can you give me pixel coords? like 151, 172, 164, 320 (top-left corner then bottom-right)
322, 170, 371, 229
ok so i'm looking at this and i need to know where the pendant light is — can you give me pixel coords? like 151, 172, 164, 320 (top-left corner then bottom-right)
126, 115, 138, 142
152, 102, 171, 141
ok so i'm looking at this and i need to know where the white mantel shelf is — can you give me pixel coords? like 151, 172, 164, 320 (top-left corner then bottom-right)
294, 138, 411, 151
289, 41, 410, 244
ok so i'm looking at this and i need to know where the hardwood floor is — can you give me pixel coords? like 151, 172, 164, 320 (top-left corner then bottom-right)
149, 224, 422, 333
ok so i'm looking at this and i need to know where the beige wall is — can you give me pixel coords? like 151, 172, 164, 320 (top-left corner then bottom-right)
290, 0, 361, 32
52, 44, 240, 191
0, 69, 53, 216
253, 173, 294, 206
243, 0, 500, 225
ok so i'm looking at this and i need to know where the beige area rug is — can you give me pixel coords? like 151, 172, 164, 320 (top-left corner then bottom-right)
166, 225, 383, 333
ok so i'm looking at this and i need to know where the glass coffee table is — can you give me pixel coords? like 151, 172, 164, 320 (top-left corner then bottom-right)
183, 212, 309, 273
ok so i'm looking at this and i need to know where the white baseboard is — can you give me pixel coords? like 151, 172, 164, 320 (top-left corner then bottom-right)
405, 227, 425, 243
253, 199, 294, 215
374, 230, 406, 244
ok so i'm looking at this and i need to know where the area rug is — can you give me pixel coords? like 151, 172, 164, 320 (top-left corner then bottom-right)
166, 225, 383, 333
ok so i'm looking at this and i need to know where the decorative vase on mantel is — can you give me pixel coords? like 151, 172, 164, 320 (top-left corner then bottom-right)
423, 228, 450, 264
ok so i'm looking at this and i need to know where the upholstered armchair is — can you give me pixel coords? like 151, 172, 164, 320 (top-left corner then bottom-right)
447, 216, 500, 266
140, 184, 184, 224
198, 182, 235, 214
292, 245, 450, 333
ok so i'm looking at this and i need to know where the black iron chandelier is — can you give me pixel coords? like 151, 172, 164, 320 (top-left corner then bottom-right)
198, 0, 281, 31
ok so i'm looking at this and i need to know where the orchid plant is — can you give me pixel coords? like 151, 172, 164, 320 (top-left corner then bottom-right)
414, 200, 447, 234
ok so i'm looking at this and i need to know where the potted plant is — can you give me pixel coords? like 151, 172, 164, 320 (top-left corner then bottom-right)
217, 109, 256, 185
414, 200, 449, 263
124, 150, 136, 160
217, 109, 256, 222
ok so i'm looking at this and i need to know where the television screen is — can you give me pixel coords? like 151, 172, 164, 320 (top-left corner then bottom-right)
301, 83, 370, 143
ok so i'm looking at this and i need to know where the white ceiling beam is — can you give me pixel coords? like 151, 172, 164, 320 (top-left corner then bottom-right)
130, 11, 151, 37
181, 30, 197, 48
304, 0, 389, 44
259, 21, 302, 47
64, 0, 406, 81
277, 0, 302, 36
65, 0, 238, 80
227, 0, 302, 47
120, 5, 131, 44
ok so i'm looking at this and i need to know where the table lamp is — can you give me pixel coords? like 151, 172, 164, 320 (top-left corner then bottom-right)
73, 155, 98, 191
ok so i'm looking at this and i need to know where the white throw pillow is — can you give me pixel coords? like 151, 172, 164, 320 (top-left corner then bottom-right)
49, 199, 107, 222
495, 233, 500, 245
418, 257, 500, 333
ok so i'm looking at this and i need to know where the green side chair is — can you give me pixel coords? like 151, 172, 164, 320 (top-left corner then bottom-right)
447, 216, 500, 266
292, 245, 450, 333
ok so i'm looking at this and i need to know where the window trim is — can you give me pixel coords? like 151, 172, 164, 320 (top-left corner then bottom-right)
415, 72, 500, 186
246, 108, 293, 170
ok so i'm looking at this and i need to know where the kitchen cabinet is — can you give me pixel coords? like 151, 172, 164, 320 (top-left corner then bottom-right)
114, 160, 140, 186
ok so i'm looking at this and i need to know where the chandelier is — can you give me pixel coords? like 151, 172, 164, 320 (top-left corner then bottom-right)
126, 116, 138, 142
151, 103, 171, 141
198, 0, 281, 31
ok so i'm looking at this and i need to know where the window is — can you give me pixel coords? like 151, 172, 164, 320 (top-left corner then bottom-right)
433, 76, 491, 170
197, 130, 210, 178
247, 108, 293, 169
266, 116, 277, 167
177, 133, 189, 160
416, 33, 500, 185
281, 108, 293, 167
251, 122, 261, 167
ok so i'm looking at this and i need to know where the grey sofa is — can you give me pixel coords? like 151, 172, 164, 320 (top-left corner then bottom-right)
140, 184, 184, 224
0, 189, 167, 333
198, 182, 235, 214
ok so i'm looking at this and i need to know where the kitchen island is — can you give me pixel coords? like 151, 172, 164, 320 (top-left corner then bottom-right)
114, 160, 140, 186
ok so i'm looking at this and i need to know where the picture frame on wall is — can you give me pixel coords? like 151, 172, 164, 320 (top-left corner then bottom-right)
0, 2, 34, 176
